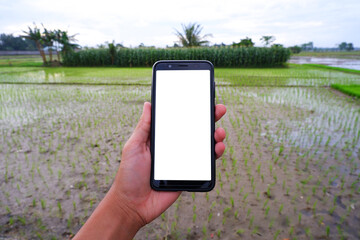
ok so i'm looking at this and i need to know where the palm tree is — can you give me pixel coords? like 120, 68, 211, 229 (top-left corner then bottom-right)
22, 25, 47, 64
54, 30, 79, 61
42, 27, 56, 62
174, 23, 212, 47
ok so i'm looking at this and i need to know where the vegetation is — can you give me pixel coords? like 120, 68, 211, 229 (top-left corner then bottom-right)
21, 24, 78, 65
62, 46, 290, 67
0, 33, 37, 51
232, 37, 255, 47
174, 23, 212, 47
331, 84, 360, 98
303, 64, 360, 75
288, 45, 302, 54
338, 42, 354, 51
22, 25, 48, 64
1, 56, 360, 239
260, 36, 275, 47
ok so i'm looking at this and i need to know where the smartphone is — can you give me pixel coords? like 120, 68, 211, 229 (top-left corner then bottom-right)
150, 60, 215, 192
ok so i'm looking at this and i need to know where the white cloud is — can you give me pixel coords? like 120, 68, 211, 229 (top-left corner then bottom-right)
0, 0, 359, 48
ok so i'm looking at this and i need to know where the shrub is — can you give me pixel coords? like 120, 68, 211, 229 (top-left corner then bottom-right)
63, 46, 291, 67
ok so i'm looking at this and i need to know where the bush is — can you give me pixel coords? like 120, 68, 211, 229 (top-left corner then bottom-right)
63, 47, 291, 67
289, 46, 302, 54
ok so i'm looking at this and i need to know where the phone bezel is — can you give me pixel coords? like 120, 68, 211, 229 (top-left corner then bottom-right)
150, 60, 215, 192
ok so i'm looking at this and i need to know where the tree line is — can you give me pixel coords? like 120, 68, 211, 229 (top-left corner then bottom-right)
0, 22, 356, 66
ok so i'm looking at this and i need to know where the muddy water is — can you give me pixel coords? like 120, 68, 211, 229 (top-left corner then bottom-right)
1, 83, 360, 238
289, 56, 360, 70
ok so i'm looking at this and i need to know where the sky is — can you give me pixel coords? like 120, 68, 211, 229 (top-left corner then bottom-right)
0, 0, 359, 48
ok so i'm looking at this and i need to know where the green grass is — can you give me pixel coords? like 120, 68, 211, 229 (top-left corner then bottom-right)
331, 84, 360, 98
293, 51, 360, 60
304, 64, 360, 75
1, 63, 359, 87
0, 55, 44, 67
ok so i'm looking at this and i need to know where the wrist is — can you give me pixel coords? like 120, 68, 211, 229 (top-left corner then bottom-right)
74, 187, 144, 240
107, 185, 147, 229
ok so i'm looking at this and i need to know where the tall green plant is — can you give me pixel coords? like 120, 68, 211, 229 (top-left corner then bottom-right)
174, 23, 212, 47
22, 24, 47, 64
42, 26, 56, 62
108, 41, 116, 65
63, 46, 291, 67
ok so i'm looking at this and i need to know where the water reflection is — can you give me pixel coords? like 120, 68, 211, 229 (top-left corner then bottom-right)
289, 56, 360, 70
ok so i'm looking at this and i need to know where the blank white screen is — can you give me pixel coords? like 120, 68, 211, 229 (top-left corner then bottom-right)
154, 70, 211, 181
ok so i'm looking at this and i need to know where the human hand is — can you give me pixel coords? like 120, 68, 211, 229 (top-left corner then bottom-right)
111, 102, 226, 226
74, 102, 226, 240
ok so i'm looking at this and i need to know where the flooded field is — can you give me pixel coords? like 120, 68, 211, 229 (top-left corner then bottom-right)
289, 56, 360, 70
0, 66, 360, 239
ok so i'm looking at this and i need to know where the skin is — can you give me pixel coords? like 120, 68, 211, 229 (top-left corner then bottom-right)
73, 102, 227, 240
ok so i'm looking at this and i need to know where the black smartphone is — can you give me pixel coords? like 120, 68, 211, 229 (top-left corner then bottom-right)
150, 60, 215, 192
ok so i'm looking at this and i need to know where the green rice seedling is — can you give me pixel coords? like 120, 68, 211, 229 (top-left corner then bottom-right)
329, 205, 336, 215
5, 206, 11, 214
305, 227, 311, 238
243, 193, 249, 201
263, 199, 269, 209
269, 218, 274, 229
217, 229, 221, 238
326, 226, 330, 238
265, 206, 270, 218
234, 210, 239, 218
230, 196, 234, 208
192, 213, 197, 223
289, 226, 294, 236
202, 224, 207, 236
191, 192, 195, 201
249, 215, 254, 229
236, 228, 245, 235
298, 213, 302, 224
223, 207, 231, 215
207, 212, 213, 222
58, 202, 62, 215
318, 216, 324, 225
278, 204, 284, 215
247, 208, 251, 217
41, 199, 46, 210
257, 163, 261, 175
312, 200, 318, 215
67, 213, 73, 229
273, 229, 280, 240
256, 191, 261, 201
17, 216, 26, 225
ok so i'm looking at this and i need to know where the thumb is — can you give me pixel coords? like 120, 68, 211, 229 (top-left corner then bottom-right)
129, 102, 151, 144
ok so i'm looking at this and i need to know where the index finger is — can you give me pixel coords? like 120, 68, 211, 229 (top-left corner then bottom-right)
215, 104, 226, 122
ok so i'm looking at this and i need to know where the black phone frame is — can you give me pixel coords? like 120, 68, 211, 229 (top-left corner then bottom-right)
150, 60, 215, 192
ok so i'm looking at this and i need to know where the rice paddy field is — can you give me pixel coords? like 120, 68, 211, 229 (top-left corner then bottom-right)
1, 61, 360, 239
